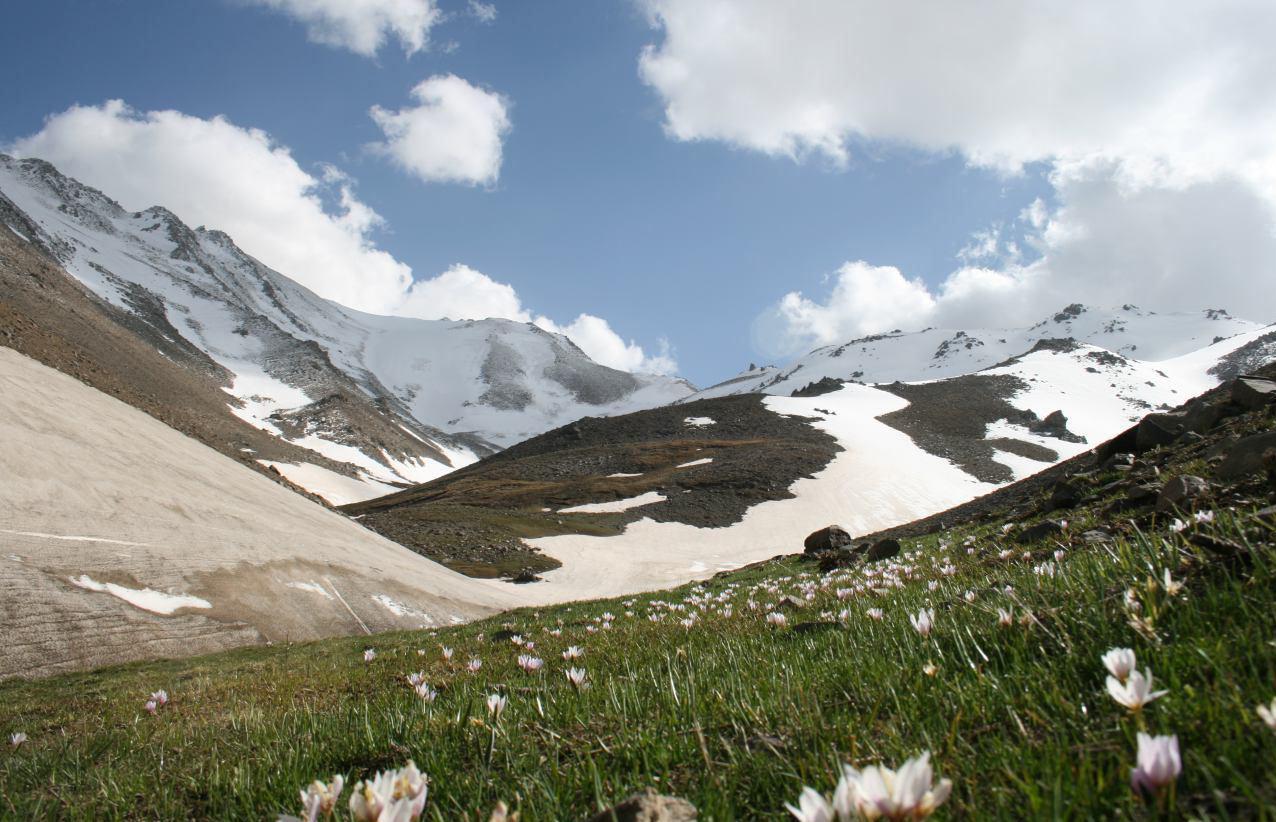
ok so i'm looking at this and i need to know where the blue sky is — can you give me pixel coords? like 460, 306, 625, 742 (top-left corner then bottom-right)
3, 1, 1273, 386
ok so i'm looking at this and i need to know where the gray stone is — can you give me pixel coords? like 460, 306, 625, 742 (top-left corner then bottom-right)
1232, 376, 1276, 410
1048, 481, 1083, 509
1217, 432, 1276, 480
587, 789, 698, 822
1081, 529, 1114, 544
803, 524, 853, 555
1157, 475, 1209, 511
1126, 483, 1160, 505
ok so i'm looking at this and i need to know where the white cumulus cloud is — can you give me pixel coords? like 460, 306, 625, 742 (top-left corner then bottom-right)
535, 315, 678, 375
7, 100, 673, 374
369, 75, 511, 187
637, 0, 1276, 352
240, 0, 442, 56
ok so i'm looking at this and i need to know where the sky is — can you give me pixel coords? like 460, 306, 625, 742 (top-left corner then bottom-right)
2, 1, 1275, 388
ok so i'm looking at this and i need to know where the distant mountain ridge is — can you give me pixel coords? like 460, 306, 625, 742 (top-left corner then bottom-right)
0, 154, 694, 503
695, 302, 1269, 400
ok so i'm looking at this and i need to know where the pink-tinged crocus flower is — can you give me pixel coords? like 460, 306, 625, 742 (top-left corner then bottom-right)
565, 667, 588, 690
1194, 510, 1215, 525
486, 693, 507, 720
298, 775, 344, 822
9, 732, 26, 748
766, 612, 788, 628
348, 761, 428, 822
144, 700, 158, 715
363, 649, 376, 663
922, 662, 939, 677
1130, 733, 1181, 795
406, 672, 425, 687
517, 655, 544, 674
1106, 669, 1168, 712
1102, 648, 1137, 683
997, 608, 1014, 628
837, 751, 952, 820
414, 683, 438, 704
466, 658, 483, 673
562, 646, 584, 661
440, 646, 453, 661
910, 608, 934, 637
785, 786, 835, 822
865, 608, 884, 621
1257, 698, 1276, 731
151, 690, 169, 707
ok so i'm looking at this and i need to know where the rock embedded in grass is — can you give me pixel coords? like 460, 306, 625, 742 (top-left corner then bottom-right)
586, 788, 698, 822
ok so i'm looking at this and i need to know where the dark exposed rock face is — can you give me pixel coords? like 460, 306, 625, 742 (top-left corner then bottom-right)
791, 376, 845, 397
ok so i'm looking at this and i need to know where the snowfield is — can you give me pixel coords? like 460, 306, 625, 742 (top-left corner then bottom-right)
0, 346, 517, 679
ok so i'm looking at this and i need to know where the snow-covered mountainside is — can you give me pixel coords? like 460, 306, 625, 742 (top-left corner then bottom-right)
697, 303, 1268, 400
0, 155, 693, 503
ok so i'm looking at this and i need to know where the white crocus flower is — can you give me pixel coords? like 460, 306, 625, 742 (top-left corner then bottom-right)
9, 732, 26, 748
1130, 734, 1181, 794
1101, 648, 1136, 683
1257, 698, 1276, 730
865, 608, 884, 621
486, 693, 507, 720
517, 655, 543, 674
766, 612, 788, 628
363, 649, 376, 663
299, 775, 344, 822
565, 667, 588, 690
838, 751, 952, 820
785, 786, 835, 822
1106, 669, 1168, 711
349, 761, 427, 822
562, 646, 584, 661
910, 608, 935, 637
997, 608, 1014, 628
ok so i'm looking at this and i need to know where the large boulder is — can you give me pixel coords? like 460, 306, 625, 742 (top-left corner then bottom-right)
865, 537, 901, 562
804, 524, 853, 555
1135, 413, 1184, 452
1232, 376, 1276, 411
1217, 432, 1276, 480
586, 789, 698, 822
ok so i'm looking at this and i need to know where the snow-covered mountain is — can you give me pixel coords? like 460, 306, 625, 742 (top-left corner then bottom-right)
696, 303, 1268, 400
0, 155, 693, 503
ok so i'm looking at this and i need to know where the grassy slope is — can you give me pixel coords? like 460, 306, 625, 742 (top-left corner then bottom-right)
2, 486, 1274, 818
